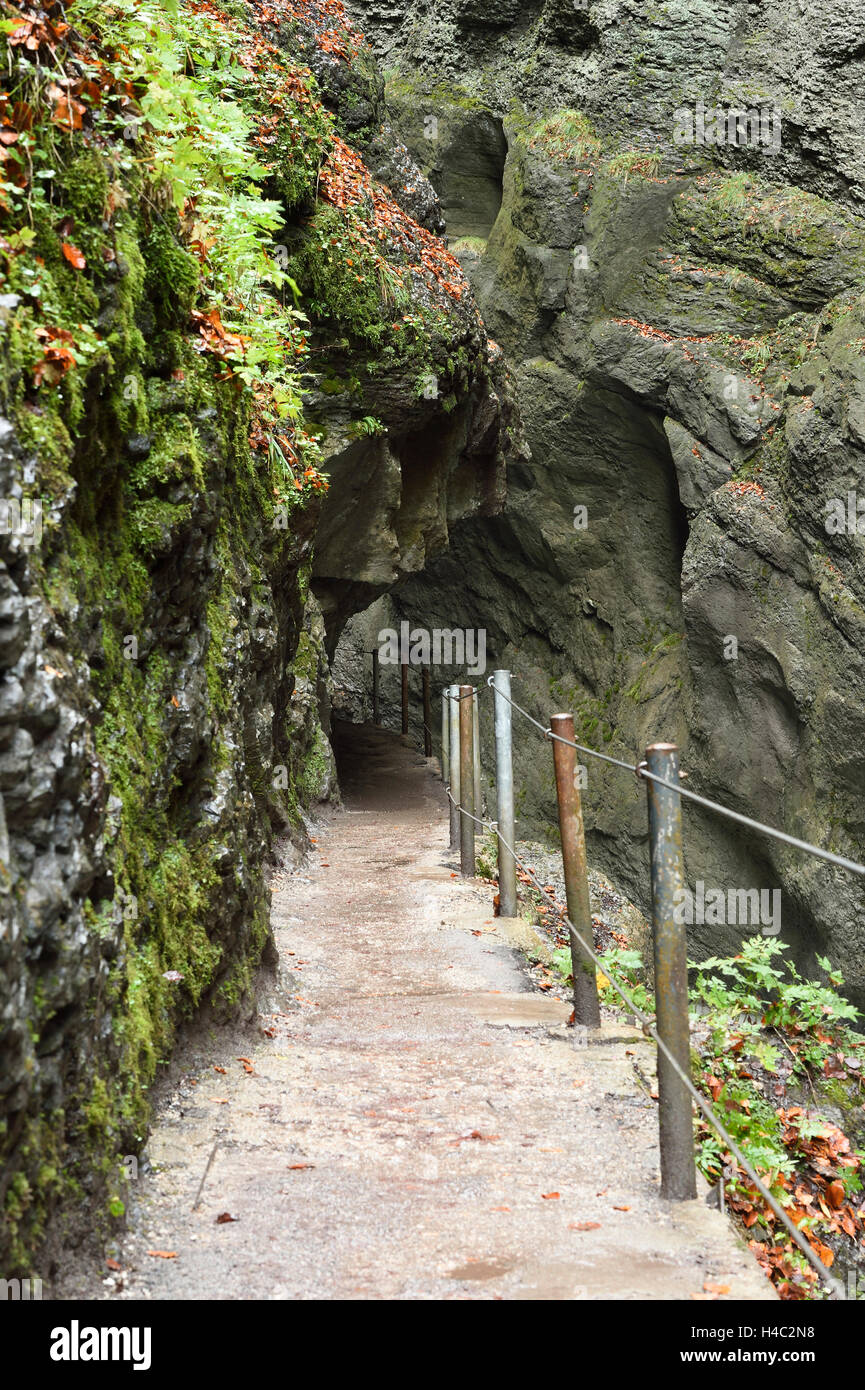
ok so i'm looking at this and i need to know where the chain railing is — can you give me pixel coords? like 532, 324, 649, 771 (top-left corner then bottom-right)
427, 670, 865, 1299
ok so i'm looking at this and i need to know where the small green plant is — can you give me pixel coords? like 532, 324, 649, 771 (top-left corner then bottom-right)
528, 109, 600, 164
350, 415, 386, 437
604, 149, 662, 184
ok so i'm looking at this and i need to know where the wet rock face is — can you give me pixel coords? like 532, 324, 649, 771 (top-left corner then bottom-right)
0, 381, 325, 1269
349, 0, 865, 209
0, 0, 517, 1273
347, 0, 865, 1003
311, 370, 512, 646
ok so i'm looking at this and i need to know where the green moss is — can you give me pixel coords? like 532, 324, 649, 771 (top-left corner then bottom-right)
142, 221, 202, 329
385, 75, 488, 114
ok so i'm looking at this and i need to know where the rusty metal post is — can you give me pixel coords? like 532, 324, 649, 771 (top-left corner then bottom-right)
459, 684, 475, 876
645, 742, 697, 1202
550, 713, 600, 1028
441, 690, 449, 785
492, 670, 517, 918
422, 666, 432, 757
448, 687, 460, 851
472, 691, 481, 817
401, 662, 409, 736
372, 649, 379, 725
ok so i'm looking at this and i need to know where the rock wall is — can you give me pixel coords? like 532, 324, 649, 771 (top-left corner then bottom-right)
0, 0, 513, 1275
346, 0, 865, 1004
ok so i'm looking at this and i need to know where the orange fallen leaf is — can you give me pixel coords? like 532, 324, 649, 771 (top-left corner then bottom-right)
146, 1250, 177, 1259
237, 1057, 255, 1073
215, 1212, 238, 1224
287, 1163, 315, 1170
703, 1280, 730, 1295
213, 1066, 226, 1074
490, 1205, 510, 1212
569, 1221, 601, 1231
826, 1180, 845, 1209
541, 1192, 561, 1200
613, 1205, 631, 1212
811, 1239, 835, 1268
105, 1257, 122, 1271
61, 241, 86, 269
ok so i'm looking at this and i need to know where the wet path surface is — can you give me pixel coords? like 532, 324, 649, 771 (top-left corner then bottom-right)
64, 725, 773, 1301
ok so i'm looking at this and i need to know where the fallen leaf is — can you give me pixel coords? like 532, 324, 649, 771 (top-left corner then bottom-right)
105, 1257, 122, 1271
213, 1065, 227, 1074
703, 1280, 730, 1295
237, 1057, 255, 1074
811, 1239, 835, 1268
215, 1212, 238, 1224
146, 1250, 177, 1259
826, 1180, 845, 1209
569, 1221, 601, 1231
541, 1192, 561, 1200
61, 241, 86, 269
612, 1205, 631, 1212
287, 1163, 315, 1171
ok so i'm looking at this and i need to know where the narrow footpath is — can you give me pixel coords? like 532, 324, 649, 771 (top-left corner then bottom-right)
68, 725, 774, 1301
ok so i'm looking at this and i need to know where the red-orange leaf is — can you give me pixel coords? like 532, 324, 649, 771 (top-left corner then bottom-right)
61, 241, 86, 269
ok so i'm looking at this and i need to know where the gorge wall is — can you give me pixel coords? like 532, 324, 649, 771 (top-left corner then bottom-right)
0, 0, 513, 1273
343, 0, 865, 1004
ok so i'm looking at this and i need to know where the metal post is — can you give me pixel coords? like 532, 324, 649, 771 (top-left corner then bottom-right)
492, 670, 517, 918
401, 662, 409, 736
441, 691, 449, 784
645, 742, 697, 1201
422, 666, 432, 758
459, 684, 475, 876
448, 687, 460, 851
550, 713, 601, 1028
472, 692, 481, 818
372, 649, 379, 726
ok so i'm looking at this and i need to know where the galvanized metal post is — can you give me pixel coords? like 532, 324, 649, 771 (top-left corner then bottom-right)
550, 713, 601, 1028
472, 691, 481, 818
448, 687, 460, 851
492, 670, 517, 918
459, 684, 475, 876
441, 690, 449, 785
401, 662, 409, 736
372, 649, 379, 726
422, 666, 432, 758
645, 742, 697, 1201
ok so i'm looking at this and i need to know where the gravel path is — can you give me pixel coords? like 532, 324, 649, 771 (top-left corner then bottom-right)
58, 724, 773, 1301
